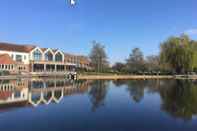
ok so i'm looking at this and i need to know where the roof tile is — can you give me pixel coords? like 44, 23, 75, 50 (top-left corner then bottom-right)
0, 42, 35, 53
0, 54, 16, 64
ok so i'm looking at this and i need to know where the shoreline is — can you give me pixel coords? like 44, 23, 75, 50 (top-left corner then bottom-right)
78, 74, 197, 80
0, 74, 197, 80
78, 75, 174, 80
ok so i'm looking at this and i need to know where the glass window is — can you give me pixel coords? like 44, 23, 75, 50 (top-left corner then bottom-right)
24, 55, 26, 60
55, 52, 63, 62
16, 55, 22, 62
33, 49, 42, 61
45, 51, 53, 61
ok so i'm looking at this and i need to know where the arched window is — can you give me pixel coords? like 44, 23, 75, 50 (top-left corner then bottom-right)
33, 49, 42, 61
45, 51, 53, 61
55, 52, 63, 62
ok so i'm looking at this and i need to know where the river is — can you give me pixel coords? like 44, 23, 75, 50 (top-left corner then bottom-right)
0, 78, 197, 131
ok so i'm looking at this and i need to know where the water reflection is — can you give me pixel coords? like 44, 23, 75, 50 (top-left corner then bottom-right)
89, 80, 109, 111
113, 79, 197, 120
0, 79, 91, 108
1, 78, 197, 121
127, 80, 146, 103
159, 80, 197, 120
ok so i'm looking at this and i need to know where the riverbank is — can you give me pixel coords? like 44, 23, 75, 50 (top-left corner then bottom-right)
0, 74, 197, 80
78, 74, 197, 80
78, 75, 173, 80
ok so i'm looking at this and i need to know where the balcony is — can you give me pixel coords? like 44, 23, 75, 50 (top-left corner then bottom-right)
30, 60, 65, 65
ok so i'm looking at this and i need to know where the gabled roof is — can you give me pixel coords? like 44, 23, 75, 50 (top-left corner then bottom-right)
53, 49, 58, 52
39, 47, 59, 54
41, 48, 47, 52
0, 54, 16, 64
0, 42, 35, 53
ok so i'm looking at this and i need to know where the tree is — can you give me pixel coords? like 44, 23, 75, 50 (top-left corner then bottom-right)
89, 41, 109, 72
190, 40, 197, 72
112, 62, 126, 73
160, 35, 194, 74
126, 48, 145, 74
146, 55, 160, 73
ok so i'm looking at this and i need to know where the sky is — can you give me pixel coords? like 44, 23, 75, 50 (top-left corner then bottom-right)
0, 0, 196, 64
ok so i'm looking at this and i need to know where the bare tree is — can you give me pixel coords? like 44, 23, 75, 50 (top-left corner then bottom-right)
89, 41, 109, 72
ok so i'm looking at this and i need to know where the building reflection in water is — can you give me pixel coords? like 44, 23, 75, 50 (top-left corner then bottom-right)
0, 79, 91, 108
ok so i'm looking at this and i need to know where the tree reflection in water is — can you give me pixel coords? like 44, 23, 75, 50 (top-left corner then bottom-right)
88, 80, 109, 111
113, 80, 147, 103
159, 80, 197, 120
113, 79, 197, 120
126, 80, 147, 103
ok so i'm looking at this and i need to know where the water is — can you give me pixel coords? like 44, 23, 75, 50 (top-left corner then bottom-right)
0, 78, 197, 131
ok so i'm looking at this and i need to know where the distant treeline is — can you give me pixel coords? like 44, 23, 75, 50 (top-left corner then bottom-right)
88, 35, 197, 75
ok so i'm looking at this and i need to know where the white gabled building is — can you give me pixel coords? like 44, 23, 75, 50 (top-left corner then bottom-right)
0, 42, 91, 74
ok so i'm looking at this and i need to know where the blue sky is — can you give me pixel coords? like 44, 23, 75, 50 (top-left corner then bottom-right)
0, 0, 196, 64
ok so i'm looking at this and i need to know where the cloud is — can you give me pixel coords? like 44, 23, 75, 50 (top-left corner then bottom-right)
184, 29, 197, 35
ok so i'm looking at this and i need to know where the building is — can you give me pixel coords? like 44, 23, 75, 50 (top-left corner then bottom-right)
64, 53, 91, 71
0, 42, 91, 75
0, 54, 16, 74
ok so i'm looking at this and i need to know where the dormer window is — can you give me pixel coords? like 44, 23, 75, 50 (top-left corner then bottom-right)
55, 52, 63, 62
45, 51, 53, 61
33, 49, 42, 61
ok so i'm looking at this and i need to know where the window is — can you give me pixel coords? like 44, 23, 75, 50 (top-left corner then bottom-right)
55, 52, 63, 62
45, 51, 53, 61
16, 55, 22, 62
24, 55, 26, 60
33, 49, 42, 61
